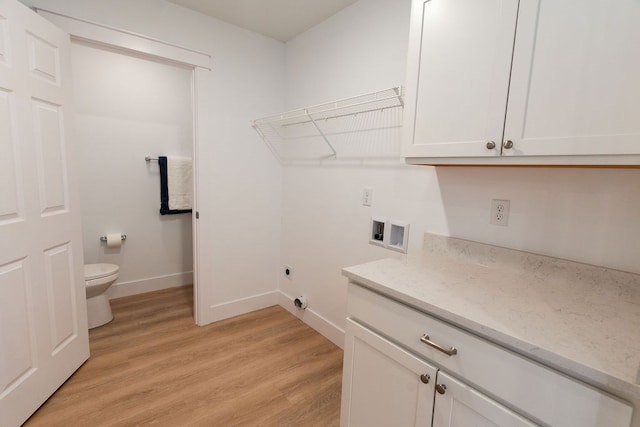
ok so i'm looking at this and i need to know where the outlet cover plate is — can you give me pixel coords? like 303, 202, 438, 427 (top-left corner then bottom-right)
490, 199, 510, 226
362, 187, 373, 207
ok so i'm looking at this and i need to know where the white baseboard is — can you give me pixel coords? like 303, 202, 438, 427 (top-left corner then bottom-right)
197, 291, 279, 325
195, 291, 345, 349
277, 291, 345, 349
107, 271, 193, 299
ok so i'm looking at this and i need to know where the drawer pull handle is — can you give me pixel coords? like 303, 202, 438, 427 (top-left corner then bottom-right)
420, 374, 430, 384
420, 334, 458, 356
436, 383, 447, 394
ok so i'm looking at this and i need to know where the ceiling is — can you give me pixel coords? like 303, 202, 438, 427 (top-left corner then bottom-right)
167, 0, 358, 42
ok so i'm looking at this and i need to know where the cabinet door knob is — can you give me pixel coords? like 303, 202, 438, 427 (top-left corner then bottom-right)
420, 374, 430, 384
486, 141, 496, 149
503, 140, 514, 149
435, 384, 447, 395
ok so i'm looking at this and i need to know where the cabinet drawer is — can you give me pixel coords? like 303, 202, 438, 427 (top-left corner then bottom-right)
347, 283, 633, 427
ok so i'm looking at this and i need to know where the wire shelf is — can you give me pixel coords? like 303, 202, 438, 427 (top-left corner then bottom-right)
252, 86, 404, 163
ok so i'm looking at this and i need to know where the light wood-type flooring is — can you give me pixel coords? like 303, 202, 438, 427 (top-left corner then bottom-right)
25, 285, 343, 426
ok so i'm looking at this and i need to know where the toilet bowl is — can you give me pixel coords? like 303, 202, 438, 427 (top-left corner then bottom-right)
85, 263, 119, 329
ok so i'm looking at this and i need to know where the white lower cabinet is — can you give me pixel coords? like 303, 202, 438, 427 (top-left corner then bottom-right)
341, 319, 535, 427
341, 319, 436, 426
432, 371, 535, 427
340, 283, 634, 427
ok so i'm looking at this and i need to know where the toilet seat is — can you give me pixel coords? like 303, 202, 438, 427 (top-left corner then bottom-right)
84, 263, 119, 281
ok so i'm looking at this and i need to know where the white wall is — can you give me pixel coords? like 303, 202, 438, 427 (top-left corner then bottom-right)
22, 0, 285, 320
22, 0, 640, 340
71, 41, 194, 297
280, 0, 640, 341
284, 0, 410, 106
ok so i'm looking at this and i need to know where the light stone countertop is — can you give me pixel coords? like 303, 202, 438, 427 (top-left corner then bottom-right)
342, 233, 640, 405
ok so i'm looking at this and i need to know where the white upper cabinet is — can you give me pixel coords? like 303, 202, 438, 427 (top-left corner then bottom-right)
505, 0, 640, 160
403, 0, 519, 159
402, 0, 640, 165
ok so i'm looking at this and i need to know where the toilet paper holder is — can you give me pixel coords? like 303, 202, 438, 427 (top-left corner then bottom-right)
100, 234, 127, 242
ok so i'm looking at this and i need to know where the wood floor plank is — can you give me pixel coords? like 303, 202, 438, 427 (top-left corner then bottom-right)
24, 286, 343, 426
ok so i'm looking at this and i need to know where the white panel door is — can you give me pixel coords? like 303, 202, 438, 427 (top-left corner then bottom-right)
432, 371, 536, 427
504, 0, 640, 157
340, 319, 437, 427
0, 1, 89, 426
402, 0, 519, 158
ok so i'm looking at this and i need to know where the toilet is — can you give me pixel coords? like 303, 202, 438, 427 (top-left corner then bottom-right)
85, 263, 119, 329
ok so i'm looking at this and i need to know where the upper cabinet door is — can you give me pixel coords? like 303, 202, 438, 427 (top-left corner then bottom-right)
402, 0, 519, 158
503, 0, 640, 159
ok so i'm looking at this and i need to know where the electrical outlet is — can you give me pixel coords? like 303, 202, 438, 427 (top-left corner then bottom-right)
284, 265, 293, 280
490, 199, 510, 226
362, 187, 373, 207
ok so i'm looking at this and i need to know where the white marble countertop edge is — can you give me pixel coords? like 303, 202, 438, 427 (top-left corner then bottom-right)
342, 264, 640, 403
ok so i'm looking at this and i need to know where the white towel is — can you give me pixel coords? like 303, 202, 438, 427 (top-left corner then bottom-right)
167, 157, 193, 210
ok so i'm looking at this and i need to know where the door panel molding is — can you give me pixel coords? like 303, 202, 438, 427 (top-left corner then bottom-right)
0, 2, 89, 425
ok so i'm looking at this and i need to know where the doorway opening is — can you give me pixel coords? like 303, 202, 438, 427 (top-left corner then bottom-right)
35, 8, 213, 324
71, 39, 195, 314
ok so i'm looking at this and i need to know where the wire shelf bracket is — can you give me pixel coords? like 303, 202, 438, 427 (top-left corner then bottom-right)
251, 86, 404, 163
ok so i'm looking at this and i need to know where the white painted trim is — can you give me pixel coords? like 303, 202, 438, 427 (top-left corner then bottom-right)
192, 288, 345, 348
35, 9, 212, 70
107, 271, 193, 299
277, 291, 345, 349
198, 291, 280, 325
193, 67, 209, 326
